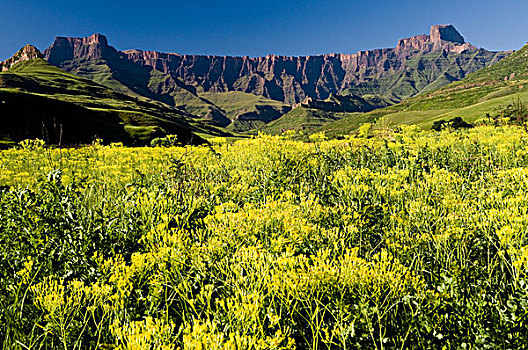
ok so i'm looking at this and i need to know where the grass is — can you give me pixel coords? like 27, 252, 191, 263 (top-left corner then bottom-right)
316, 85, 528, 137
257, 106, 347, 135
199, 91, 291, 131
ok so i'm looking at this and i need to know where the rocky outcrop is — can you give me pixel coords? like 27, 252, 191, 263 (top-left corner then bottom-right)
430, 24, 465, 44
1, 44, 43, 71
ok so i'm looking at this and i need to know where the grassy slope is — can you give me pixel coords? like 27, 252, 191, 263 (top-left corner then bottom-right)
314, 43, 528, 137
58, 58, 231, 126
57, 58, 138, 96
199, 91, 289, 120
0, 89, 134, 144
0, 59, 231, 144
199, 91, 291, 132
258, 106, 350, 135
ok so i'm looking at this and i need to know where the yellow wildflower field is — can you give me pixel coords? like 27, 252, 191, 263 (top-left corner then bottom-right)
2, 126, 528, 348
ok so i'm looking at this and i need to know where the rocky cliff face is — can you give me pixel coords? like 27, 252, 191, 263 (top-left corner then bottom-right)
430, 24, 465, 44
42, 25, 510, 117
43, 34, 233, 126
114, 25, 504, 103
1, 45, 43, 72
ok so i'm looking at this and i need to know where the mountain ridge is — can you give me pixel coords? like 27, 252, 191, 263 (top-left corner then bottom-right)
43, 25, 509, 108
117, 24, 490, 104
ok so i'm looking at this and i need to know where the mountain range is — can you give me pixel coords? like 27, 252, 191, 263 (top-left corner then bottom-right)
0, 24, 521, 144
40, 25, 509, 128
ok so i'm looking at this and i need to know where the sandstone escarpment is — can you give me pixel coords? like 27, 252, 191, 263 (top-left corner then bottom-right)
42, 25, 509, 107
116, 25, 503, 103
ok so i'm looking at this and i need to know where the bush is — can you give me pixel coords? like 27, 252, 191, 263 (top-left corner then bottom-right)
18, 139, 45, 150
432, 117, 472, 131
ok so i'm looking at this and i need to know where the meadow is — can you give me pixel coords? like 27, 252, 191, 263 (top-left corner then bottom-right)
2, 125, 528, 349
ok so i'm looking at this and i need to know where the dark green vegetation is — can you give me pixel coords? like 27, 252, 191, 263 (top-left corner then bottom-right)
431, 117, 473, 131
0, 89, 132, 145
0, 59, 232, 144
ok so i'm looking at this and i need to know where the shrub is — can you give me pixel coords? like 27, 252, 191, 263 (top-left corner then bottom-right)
432, 116, 472, 131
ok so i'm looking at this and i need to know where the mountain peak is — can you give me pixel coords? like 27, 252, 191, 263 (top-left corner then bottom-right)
86, 33, 108, 46
396, 24, 472, 54
430, 24, 465, 44
52, 34, 108, 46
1, 44, 42, 72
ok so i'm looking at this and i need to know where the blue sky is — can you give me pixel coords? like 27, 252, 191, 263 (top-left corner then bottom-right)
1, 0, 527, 60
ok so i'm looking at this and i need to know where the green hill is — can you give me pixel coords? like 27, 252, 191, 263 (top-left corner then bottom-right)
55, 57, 231, 126
258, 106, 347, 135
199, 91, 291, 132
311, 43, 528, 137
0, 59, 231, 145
257, 93, 382, 135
